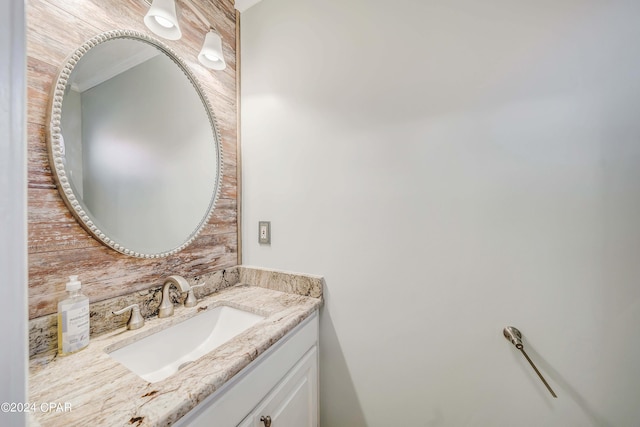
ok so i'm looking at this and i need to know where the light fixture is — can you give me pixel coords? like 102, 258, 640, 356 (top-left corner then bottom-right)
143, 0, 181, 40
197, 30, 226, 70
143, 0, 227, 70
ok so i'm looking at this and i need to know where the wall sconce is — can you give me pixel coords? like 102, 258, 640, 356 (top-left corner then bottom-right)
143, 0, 181, 40
197, 30, 226, 70
143, 0, 227, 70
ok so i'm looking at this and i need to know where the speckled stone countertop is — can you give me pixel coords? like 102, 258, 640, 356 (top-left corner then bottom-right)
28, 268, 323, 427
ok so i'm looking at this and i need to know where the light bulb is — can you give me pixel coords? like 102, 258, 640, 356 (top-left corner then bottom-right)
204, 53, 220, 62
154, 15, 174, 28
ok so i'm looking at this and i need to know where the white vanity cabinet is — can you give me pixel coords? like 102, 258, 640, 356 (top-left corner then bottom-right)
238, 346, 317, 427
174, 311, 319, 427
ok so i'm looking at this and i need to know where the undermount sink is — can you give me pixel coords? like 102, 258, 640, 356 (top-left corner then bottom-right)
107, 305, 265, 383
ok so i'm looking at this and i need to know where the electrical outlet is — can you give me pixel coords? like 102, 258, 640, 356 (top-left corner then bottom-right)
258, 221, 271, 244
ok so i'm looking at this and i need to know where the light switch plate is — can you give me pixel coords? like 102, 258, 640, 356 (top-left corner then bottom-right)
258, 221, 271, 244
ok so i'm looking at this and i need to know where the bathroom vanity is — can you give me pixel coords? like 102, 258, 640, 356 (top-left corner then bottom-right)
26, 24, 323, 426
28, 268, 322, 426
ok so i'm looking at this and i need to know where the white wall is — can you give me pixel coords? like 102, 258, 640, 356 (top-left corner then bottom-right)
0, 0, 28, 426
241, 0, 640, 425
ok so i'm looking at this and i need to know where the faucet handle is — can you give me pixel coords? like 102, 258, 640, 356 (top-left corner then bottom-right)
185, 283, 206, 308
112, 304, 145, 330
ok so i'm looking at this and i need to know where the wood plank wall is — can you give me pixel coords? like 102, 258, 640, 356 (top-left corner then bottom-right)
27, 0, 238, 319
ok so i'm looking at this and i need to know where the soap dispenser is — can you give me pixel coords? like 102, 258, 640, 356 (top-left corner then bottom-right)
57, 275, 90, 356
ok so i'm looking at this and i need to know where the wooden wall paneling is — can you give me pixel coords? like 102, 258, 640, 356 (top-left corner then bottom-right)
27, 188, 98, 253
27, 123, 54, 189
235, 9, 242, 264
27, 0, 239, 319
29, 231, 238, 318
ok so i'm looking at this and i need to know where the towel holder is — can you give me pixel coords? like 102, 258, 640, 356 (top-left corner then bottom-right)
503, 326, 557, 398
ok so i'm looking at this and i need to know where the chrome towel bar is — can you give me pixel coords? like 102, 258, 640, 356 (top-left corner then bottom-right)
503, 326, 557, 398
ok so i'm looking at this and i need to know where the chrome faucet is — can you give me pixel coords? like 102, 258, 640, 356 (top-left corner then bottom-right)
158, 275, 191, 318
184, 283, 206, 307
112, 303, 145, 330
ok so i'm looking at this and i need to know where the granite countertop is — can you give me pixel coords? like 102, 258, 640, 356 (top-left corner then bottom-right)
29, 278, 322, 426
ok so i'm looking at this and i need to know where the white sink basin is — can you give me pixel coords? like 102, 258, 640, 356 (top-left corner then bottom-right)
108, 306, 265, 383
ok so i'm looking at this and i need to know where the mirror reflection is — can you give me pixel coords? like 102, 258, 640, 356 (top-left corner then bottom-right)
50, 33, 222, 257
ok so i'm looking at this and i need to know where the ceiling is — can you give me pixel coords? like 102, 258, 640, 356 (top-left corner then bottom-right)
233, 0, 263, 13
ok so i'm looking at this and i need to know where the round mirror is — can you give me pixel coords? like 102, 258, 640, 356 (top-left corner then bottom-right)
47, 30, 223, 258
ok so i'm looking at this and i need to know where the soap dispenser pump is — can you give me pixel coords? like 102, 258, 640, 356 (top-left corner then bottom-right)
57, 275, 90, 356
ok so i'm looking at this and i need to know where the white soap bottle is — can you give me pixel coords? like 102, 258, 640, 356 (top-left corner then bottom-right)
57, 275, 90, 356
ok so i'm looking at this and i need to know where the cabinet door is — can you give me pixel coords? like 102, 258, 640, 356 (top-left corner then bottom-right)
237, 416, 253, 427
249, 346, 318, 427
